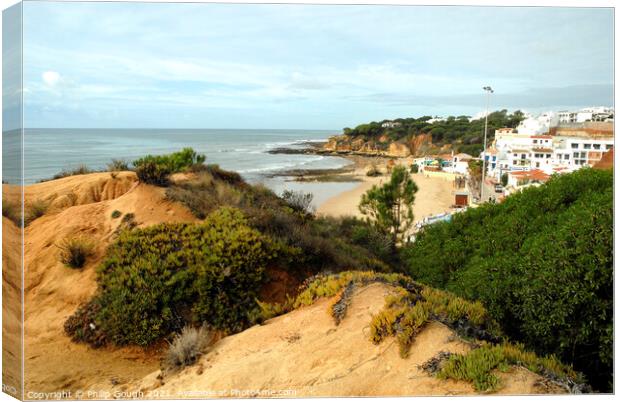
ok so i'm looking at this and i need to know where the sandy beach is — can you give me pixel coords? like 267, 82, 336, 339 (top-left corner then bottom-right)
317, 160, 455, 222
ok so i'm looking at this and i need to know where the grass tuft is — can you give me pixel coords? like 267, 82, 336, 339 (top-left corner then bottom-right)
107, 159, 130, 172
2, 199, 21, 226
57, 236, 95, 268
162, 325, 215, 373
25, 199, 50, 225
111, 210, 122, 219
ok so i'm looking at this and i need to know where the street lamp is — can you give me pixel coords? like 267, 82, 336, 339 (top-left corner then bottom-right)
481, 86, 493, 202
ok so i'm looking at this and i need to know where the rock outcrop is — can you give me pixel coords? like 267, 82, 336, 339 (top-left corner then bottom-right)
322, 133, 436, 158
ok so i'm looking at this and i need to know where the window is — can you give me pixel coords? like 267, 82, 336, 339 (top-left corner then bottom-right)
606, 144, 613, 150
546, 154, 551, 158
581, 152, 586, 158
513, 160, 517, 165
593, 144, 601, 150
584, 144, 592, 149
564, 154, 569, 160
533, 139, 538, 144
513, 153, 517, 157
536, 162, 540, 167
573, 152, 580, 158
571, 143, 579, 149
521, 154, 526, 159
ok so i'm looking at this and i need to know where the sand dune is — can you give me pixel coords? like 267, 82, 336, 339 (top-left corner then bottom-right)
14, 173, 196, 394
129, 283, 562, 398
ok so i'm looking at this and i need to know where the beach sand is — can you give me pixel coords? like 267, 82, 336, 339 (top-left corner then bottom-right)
317, 162, 455, 221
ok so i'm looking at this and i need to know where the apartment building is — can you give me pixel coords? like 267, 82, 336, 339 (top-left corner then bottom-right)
482, 126, 613, 182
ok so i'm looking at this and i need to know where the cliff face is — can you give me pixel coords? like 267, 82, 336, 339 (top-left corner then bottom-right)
324, 133, 434, 157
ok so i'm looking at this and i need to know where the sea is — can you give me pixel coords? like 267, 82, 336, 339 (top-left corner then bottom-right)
2, 128, 358, 208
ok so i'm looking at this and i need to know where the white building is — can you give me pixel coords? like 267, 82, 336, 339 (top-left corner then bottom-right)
381, 121, 402, 128
445, 153, 473, 175
558, 107, 613, 124
482, 126, 613, 182
516, 112, 556, 135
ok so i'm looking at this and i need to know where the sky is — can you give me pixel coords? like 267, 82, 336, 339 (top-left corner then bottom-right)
17, 2, 615, 129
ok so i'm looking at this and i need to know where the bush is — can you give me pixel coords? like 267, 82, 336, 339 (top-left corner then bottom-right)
133, 148, 206, 186
162, 325, 214, 372
437, 343, 580, 393
281, 190, 314, 214
166, 172, 395, 275
410, 163, 419, 174
107, 159, 130, 172
25, 199, 50, 225
402, 168, 613, 391
135, 161, 172, 186
57, 236, 95, 268
2, 199, 21, 226
204, 164, 244, 185
111, 210, 122, 219
66, 207, 280, 346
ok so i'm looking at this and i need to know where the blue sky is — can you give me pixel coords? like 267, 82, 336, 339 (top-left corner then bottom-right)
20, 2, 613, 129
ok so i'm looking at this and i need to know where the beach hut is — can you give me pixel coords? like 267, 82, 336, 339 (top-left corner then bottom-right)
454, 191, 469, 207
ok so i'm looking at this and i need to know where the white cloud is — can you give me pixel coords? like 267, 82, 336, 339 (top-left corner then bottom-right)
42, 71, 60, 86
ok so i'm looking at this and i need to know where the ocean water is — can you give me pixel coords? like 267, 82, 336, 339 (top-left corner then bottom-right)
4, 128, 358, 207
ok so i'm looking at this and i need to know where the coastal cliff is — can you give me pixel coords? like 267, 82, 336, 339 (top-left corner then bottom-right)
323, 133, 438, 158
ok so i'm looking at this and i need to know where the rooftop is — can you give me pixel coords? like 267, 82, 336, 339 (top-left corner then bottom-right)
510, 169, 550, 182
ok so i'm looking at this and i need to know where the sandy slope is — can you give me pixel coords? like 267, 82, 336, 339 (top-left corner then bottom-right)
11, 173, 197, 395
129, 283, 562, 398
3, 216, 23, 399
4, 172, 563, 398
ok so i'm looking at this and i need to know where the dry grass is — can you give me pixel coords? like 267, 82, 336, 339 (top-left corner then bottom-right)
25, 199, 50, 225
2, 199, 21, 226
162, 325, 215, 373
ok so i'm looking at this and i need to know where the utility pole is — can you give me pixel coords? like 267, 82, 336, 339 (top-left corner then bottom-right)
481, 86, 493, 202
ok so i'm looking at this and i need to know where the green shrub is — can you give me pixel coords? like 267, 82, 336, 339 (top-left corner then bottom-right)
65, 207, 280, 347
402, 168, 613, 391
135, 161, 172, 186
133, 148, 206, 186
437, 343, 579, 393
410, 164, 419, 173
166, 173, 394, 274
57, 236, 95, 268
368, 285, 501, 358
111, 210, 122, 219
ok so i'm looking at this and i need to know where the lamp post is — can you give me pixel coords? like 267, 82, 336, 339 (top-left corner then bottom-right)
481, 86, 493, 202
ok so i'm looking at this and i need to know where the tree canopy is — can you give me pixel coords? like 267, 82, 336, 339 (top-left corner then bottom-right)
342, 110, 526, 155
401, 168, 613, 391
359, 165, 418, 245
